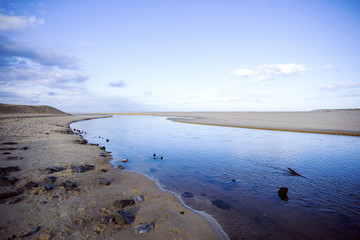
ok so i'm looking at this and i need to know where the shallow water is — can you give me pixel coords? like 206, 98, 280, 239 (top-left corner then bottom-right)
71, 115, 360, 240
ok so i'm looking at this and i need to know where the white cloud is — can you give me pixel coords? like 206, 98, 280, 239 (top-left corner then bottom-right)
319, 82, 360, 91
231, 68, 254, 77
0, 13, 44, 31
232, 63, 307, 82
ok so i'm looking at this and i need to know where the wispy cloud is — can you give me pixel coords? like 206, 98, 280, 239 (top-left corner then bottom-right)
232, 63, 307, 82
108, 80, 126, 88
0, 35, 79, 69
319, 82, 360, 91
0, 13, 44, 31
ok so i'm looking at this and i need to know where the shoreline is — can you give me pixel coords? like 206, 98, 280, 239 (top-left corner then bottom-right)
0, 114, 227, 239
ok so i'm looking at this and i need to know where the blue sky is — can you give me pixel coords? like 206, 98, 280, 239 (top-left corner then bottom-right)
0, 0, 359, 112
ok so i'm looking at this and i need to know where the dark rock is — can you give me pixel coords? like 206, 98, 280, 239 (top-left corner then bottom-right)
106, 139, 109, 142
1, 142, 18, 145
3, 152, 11, 155
47, 166, 65, 173
44, 176, 57, 184
101, 169, 108, 172
40, 201, 48, 204
99, 179, 111, 185
0, 176, 18, 186
60, 180, 77, 190
134, 195, 145, 203
211, 200, 231, 210
180, 211, 185, 214
0, 166, 20, 176
278, 187, 289, 201
114, 199, 135, 209
100, 153, 107, 157
21, 226, 40, 237
117, 165, 125, 170
22, 147, 28, 150
135, 222, 154, 234
6, 156, 20, 161
99, 146, 106, 150
75, 139, 88, 144
45, 184, 55, 191
25, 181, 39, 189
0, 147, 17, 150
0, 191, 17, 200
71, 164, 95, 173
100, 215, 116, 224
181, 192, 194, 198
117, 209, 134, 224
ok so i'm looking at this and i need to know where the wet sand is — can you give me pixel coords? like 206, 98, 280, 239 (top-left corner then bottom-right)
154, 110, 360, 136
0, 114, 227, 239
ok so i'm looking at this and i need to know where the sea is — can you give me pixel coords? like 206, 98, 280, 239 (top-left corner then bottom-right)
71, 115, 360, 240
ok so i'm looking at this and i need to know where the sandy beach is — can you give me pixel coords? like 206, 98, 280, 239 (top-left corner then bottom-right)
154, 110, 360, 136
0, 113, 226, 240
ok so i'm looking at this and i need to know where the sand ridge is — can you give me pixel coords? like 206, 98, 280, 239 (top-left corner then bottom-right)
154, 110, 360, 136
0, 114, 227, 240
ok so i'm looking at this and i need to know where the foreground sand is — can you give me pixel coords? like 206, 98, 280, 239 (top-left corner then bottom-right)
0, 114, 226, 240
154, 110, 360, 136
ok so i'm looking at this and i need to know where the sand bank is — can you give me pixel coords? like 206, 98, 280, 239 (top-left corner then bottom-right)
0, 114, 227, 239
154, 110, 360, 136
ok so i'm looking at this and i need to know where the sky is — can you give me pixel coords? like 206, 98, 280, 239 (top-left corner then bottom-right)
0, 0, 359, 112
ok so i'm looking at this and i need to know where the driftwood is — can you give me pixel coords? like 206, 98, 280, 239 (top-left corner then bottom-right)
287, 167, 302, 176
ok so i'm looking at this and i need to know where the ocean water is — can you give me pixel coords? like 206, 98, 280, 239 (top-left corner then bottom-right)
71, 115, 360, 240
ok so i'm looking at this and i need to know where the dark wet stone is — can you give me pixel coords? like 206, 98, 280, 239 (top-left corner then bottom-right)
21, 226, 40, 237
101, 169, 108, 172
114, 199, 135, 209
135, 222, 154, 234
134, 195, 144, 204
181, 192, 194, 198
0, 176, 18, 186
0, 147, 17, 150
278, 187, 289, 201
117, 165, 125, 170
0, 166, 20, 176
117, 209, 134, 224
75, 139, 88, 144
40, 201, 48, 204
47, 166, 65, 173
44, 176, 57, 184
45, 184, 55, 191
211, 200, 231, 210
99, 146, 106, 150
71, 164, 95, 173
25, 181, 39, 189
106, 139, 109, 142
99, 179, 111, 185
180, 211, 185, 214
100, 153, 107, 157
22, 147, 28, 150
0, 191, 17, 200
6, 156, 20, 161
3, 152, 11, 155
1, 142, 18, 145
100, 215, 116, 224
60, 180, 77, 191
